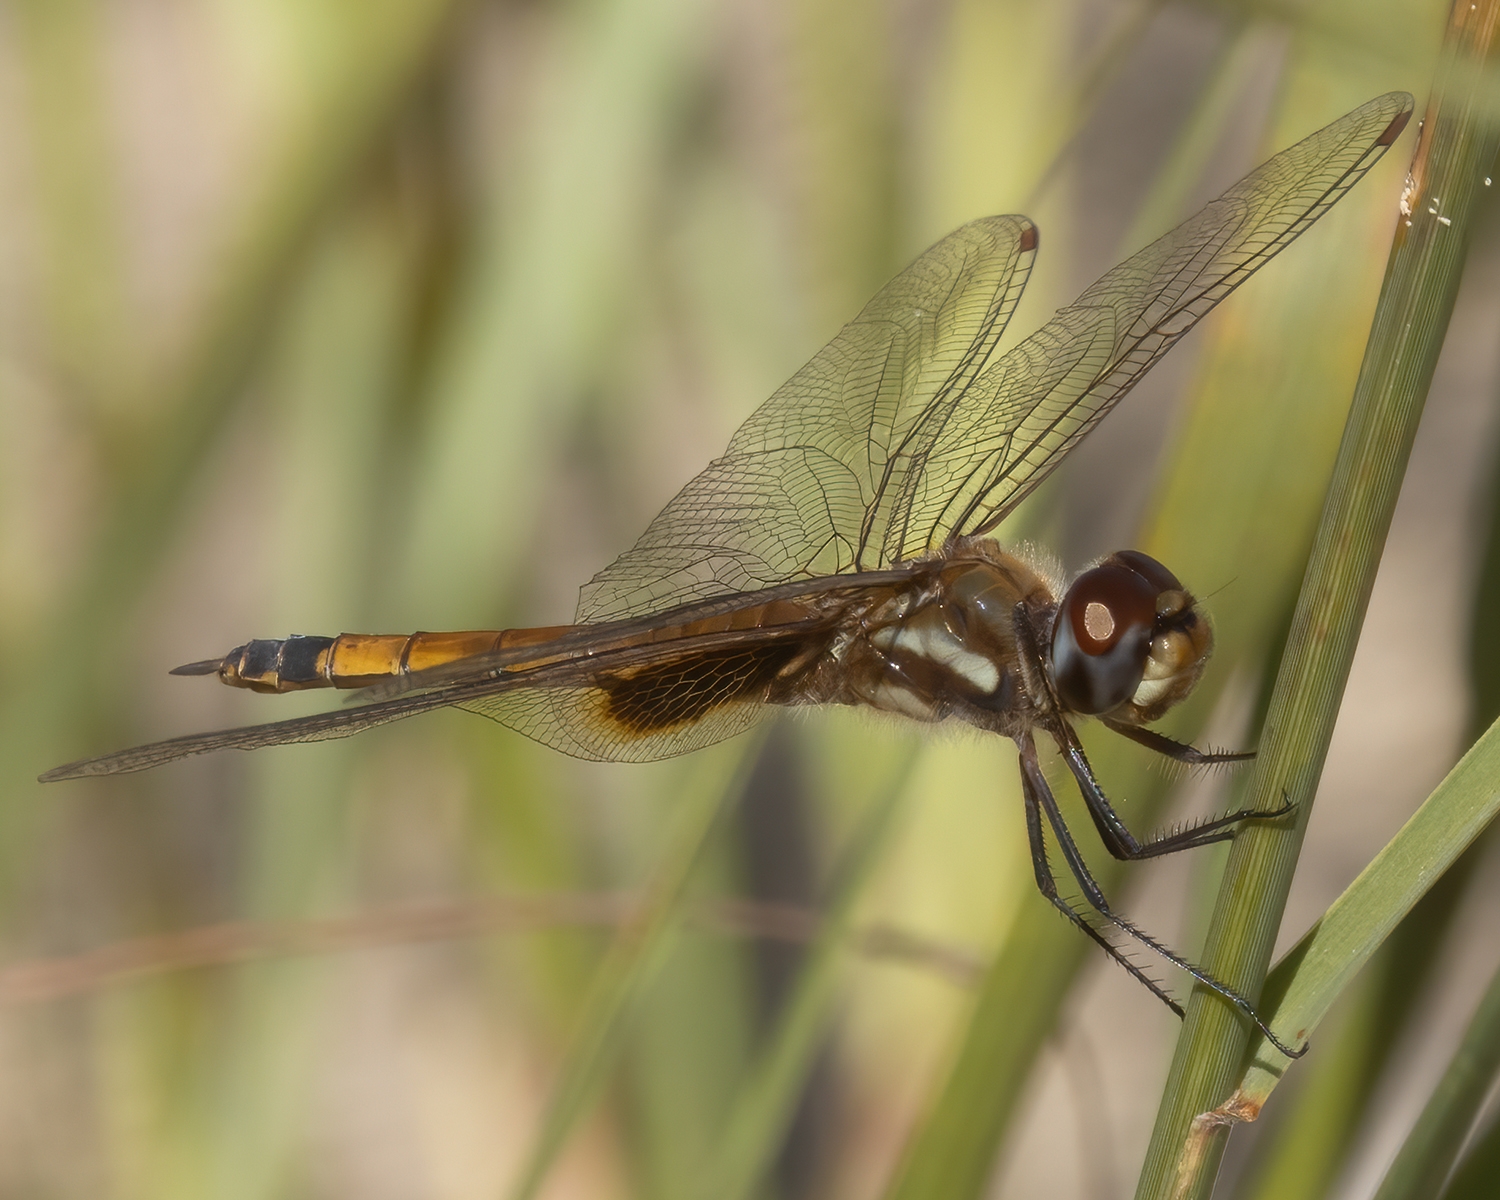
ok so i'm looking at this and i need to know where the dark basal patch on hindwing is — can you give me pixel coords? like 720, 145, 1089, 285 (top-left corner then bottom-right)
599, 642, 805, 734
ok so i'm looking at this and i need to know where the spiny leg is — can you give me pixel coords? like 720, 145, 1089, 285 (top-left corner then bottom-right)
1102, 719, 1254, 766
1006, 595, 1283, 861
1017, 736, 1305, 1058
1059, 727, 1294, 862
1019, 745, 1183, 1017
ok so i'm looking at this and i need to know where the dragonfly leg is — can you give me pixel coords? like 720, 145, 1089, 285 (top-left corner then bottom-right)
1059, 728, 1294, 861
1019, 741, 1184, 1016
1102, 720, 1253, 766
1017, 735, 1305, 1058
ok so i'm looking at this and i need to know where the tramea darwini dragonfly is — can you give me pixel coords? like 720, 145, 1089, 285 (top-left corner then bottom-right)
45, 92, 1414, 1056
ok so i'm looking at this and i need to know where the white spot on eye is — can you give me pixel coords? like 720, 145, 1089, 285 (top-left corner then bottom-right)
892, 624, 1001, 693
1083, 601, 1114, 642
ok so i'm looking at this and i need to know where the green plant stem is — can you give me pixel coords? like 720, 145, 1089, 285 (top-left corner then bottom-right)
698, 747, 918, 1200
1135, 9, 1500, 1198
1372, 955, 1500, 1200
12, 0, 462, 794
505, 748, 746, 1200
1233, 814, 1494, 1200
1242, 717, 1500, 1107
1440, 1112, 1500, 1199
882, 891, 1093, 1200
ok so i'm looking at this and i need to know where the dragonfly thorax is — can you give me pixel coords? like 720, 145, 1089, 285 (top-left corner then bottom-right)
833, 547, 1052, 734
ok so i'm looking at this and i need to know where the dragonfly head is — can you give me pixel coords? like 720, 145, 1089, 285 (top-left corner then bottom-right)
1049, 550, 1212, 724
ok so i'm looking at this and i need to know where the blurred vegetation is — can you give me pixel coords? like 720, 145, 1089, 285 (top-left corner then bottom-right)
1, 1, 1495, 1198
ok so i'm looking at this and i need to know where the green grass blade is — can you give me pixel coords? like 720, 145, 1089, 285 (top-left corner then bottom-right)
696, 745, 918, 1200
1371, 953, 1500, 1200
1228, 972, 1389, 1200
60, 0, 463, 629
10, 0, 128, 403
1115, 19, 1261, 250
1440, 1111, 1500, 1199
1231, 833, 1491, 1200
1467, 367, 1500, 737
1241, 717, 1500, 1106
13, 0, 463, 799
880, 892, 1096, 1200
504, 746, 747, 1200
1136, 15, 1500, 1198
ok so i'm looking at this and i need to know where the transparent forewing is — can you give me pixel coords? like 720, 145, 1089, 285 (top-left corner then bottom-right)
577, 215, 1037, 621
893, 91, 1413, 554
579, 94, 1410, 620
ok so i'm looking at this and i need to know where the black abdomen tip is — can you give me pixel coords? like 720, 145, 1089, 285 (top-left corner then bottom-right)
170, 657, 227, 677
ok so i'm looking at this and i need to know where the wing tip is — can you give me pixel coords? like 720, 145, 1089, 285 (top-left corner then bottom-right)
1378, 100, 1414, 146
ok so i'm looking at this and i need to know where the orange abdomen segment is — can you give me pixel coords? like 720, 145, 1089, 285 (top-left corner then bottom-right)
210, 628, 576, 693
188, 596, 830, 695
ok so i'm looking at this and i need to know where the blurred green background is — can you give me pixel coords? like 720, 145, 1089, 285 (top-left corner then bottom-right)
2, 0, 1497, 1197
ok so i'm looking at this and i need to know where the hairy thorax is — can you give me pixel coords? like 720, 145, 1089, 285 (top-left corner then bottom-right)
781, 539, 1061, 739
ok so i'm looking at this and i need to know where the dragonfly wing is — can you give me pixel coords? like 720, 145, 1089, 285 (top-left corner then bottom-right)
577, 215, 1037, 621
459, 634, 806, 762
462, 690, 770, 762
42, 620, 835, 778
891, 91, 1414, 553
39, 685, 485, 780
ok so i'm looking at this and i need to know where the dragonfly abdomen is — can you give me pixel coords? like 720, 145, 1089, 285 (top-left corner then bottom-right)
178, 628, 575, 693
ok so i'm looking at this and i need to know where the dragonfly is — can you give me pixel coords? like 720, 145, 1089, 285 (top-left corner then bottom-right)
44, 92, 1413, 1056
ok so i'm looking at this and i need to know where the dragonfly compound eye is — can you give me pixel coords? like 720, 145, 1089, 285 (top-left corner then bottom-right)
1050, 550, 1215, 722
1050, 563, 1157, 715
1107, 549, 1183, 597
